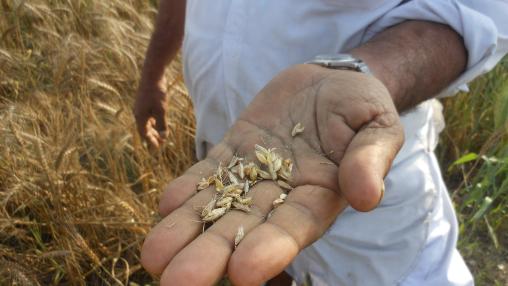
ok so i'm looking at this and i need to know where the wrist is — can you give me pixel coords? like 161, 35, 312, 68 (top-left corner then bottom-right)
139, 50, 172, 92
139, 72, 167, 92
305, 53, 404, 108
349, 21, 467, 112
350, 48, 410, 110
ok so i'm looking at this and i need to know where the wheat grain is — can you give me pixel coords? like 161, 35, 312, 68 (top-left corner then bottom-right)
238, 161, 245, 179
216, 197, 233, 208
277, 180, 292, 190
232, 202, 251, 213
201, 198, 217, 218
291, 123, 305, 137
234, 226, 244, 249
202, 207, 227, 222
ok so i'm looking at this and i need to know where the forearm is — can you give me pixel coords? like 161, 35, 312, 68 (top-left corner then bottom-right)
351, 20, 467, 112
140, 0, 186, 86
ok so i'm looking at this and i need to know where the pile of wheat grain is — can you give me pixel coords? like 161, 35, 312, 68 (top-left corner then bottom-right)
0, 1, 195, 284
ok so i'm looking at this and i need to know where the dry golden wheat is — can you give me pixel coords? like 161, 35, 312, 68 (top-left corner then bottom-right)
0, 0, 195, 284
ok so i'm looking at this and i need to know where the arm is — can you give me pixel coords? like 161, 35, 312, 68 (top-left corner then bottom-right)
352, 20, 467, 111
141, 21, 467, 286
134, 0, 186, 148
140, 0, 186, 87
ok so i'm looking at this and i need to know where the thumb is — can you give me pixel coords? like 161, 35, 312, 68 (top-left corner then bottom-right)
338, 112, 404, 212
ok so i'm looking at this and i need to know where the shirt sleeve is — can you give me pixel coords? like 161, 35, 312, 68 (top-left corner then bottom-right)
363, 0, 508, 97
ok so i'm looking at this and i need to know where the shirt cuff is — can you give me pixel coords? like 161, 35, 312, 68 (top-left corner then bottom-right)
364, 0, 508, 97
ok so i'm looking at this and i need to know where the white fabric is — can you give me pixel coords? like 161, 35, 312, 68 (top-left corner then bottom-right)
363, 0, 508, 98
287, 138, 474, 285
285, 104, 474, 286
182, 0, 508, 285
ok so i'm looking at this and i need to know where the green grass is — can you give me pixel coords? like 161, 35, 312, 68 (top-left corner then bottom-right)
438, 57, 508, 285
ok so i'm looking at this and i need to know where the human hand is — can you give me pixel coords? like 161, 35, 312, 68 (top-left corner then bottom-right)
141, 64, 404, 285
134, 80, 169, 148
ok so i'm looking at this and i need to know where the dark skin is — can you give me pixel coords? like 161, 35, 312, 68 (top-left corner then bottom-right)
134, 0, 185, 148
135, 1, 468, 285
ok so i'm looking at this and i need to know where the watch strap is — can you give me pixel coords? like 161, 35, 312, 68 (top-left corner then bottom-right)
305, 54, 371, 74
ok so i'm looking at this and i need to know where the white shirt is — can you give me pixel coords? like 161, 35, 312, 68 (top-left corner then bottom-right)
183, 0, 508, 159
182, 1, 508, 285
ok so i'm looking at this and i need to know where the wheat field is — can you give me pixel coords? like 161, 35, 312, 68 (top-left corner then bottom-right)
1, 1, 195, 284
0, 0, 507, 285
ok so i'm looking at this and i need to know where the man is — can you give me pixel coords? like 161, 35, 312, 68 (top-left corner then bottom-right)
135, 1, 508, 285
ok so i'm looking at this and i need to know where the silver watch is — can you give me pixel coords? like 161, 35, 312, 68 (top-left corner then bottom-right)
305, 54, 371, 74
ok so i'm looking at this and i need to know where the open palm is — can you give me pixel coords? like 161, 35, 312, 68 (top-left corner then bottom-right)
141, 64, 404, 286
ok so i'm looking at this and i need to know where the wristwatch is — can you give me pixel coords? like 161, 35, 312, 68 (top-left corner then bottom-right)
305, 54, 371, 74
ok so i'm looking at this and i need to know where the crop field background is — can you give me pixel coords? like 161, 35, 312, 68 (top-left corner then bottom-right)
0, 0, 507, 285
